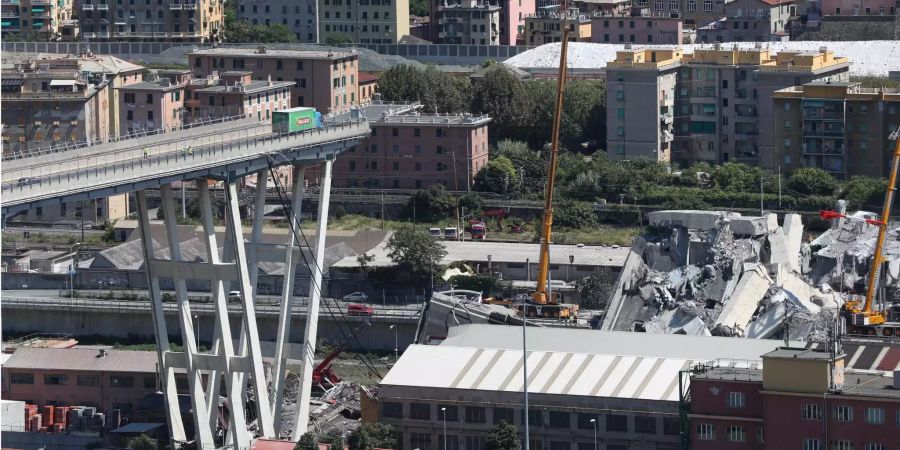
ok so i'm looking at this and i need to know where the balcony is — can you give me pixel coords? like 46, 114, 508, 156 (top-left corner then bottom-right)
1, 0, 21, 4
96, 2, 108, 9
169, 2, 182, 9
802, 110, 843, 121
183, 1, 197, 9
660, 112, 673, 124
802, 129, 845, 138
82, 3, 93, 9
1, 11, 19, 17
30, 0, 51, 4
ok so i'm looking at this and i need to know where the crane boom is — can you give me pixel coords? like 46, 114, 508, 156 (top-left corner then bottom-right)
862, 129, 900, 320
532, 19, 570, 306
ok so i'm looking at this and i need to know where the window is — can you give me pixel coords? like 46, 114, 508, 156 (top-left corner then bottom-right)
124, 93, 135, 103
382, 402, 402, 418
866, 407, 884, 424
784, 120, 792, 129
616, 90, 624, 100
662, 417, 680, 435
521, 409, 542, 426
146, 93, 153, 104
576, 413, 597, 429
834, 405, 853, 422
110, 375, 134, 387
493, 407, 514, 424
606, 414, 627, 432
802, 404, 822, 420
414, 127, 420, 137
784, 102, 791, 111
127, 110, 133, 121
439, 405, 459, 422
865, 444, 884, 450
634, 416, 656, 434
803, 438, 822, 450
465, 406, 486, 423
143, 377, 156, 389
548, 411, 570, 428
410, 432, 431, 449
697, 423, 715, 440
616, 126, 624, 137
727, 392, 745, 408
11, 373, 34, 384
727, 425, 745, 442
703, 0, 712, 11
414, 162, 421, 171
833, 441, 853, 450
44, 374, 67, 385
783, 138, 791, 148
148, 111, 154, 121
410, 403, 430, 420
77, 374, 100, 386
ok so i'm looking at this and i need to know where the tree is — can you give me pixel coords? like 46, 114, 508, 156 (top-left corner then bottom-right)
474, 156, 518, 194
841, 175, 886, 210
473, 67, 532, 142
787, 167, 839, 196
295, 432, 317, 450
377, 65, 470, 114
346, 423, 397, 450
577, 269, 615, 309
320, 429, 344, 448
386, 226, 447, 282
406, 185, 455, 222
126, 434, 158, 450
409, 0, 429, 16
494, 140, 546, 196
485, 421, 519, 450
226, 21, 298, 43
554, 201, 598, 229
324, 34, 352, 45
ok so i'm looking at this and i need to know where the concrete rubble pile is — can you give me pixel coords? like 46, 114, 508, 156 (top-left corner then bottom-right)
601, 209, 860, 341
278, 373, 362, 439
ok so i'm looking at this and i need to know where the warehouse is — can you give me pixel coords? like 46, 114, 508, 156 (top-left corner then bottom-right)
377, 324, 784, 450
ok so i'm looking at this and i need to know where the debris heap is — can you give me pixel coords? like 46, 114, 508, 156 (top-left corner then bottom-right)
601, 210, 859, 341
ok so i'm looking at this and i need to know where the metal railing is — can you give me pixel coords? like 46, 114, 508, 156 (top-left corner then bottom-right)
2, 114, 249, 162
1, 120, 370, 205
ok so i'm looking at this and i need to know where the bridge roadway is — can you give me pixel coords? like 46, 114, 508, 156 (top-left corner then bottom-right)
1, 295, 422, 351
0, 117, 371, 217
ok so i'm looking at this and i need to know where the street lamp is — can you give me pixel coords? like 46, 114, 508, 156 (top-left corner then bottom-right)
441, 407, 447, 450
69, 242, 82, 297
590, 418, 597, 450
389, 324, 398, 362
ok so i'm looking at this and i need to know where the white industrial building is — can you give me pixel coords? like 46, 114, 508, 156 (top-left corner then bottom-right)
377, 324, 786, 450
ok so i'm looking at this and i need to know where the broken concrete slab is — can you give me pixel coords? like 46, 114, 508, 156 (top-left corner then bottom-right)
648, 210, 739, 231
745, 301, 785, 339
716, 264, 772, 332
768, 227, 792, 268
730, 216, 771, 236
783, 214, 803, 272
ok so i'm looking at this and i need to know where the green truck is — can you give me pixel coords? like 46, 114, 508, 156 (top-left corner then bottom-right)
272, 107, 322, 134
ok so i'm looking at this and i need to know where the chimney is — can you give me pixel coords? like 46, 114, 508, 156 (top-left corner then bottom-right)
257, 46, 267, 54
97, 349, 107, 358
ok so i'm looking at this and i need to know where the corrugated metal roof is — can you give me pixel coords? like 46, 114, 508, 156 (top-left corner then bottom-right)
381, 325, 774, 401
3, 347, 157, 373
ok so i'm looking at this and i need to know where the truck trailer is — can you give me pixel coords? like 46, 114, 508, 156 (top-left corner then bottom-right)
272, 107, 322, 134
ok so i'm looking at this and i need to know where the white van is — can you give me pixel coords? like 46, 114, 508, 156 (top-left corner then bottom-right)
443, 227, 459, 240
428, 227, 443, 238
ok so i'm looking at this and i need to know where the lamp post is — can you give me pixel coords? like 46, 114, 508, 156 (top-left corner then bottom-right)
591, 418, 597, 450
389, 324, 398, 362
441, 407, 447, 450
69, 242, 81, 297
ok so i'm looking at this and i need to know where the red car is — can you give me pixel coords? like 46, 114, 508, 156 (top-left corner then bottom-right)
348, 303, 374, 316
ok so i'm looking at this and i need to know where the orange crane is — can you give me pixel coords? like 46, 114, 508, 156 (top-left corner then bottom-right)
832, 127, 900, 335
519, 10, 578, 320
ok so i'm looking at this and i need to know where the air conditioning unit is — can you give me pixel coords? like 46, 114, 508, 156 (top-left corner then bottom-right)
53, 120, 60, 126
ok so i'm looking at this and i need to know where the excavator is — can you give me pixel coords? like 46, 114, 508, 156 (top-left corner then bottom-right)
515, 11, 579, 321
827, 127, 900, 336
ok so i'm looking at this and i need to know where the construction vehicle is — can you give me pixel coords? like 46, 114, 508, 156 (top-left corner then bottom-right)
312, 347, 343, 388
517, 15, 578, 320
827, 128, 900, 336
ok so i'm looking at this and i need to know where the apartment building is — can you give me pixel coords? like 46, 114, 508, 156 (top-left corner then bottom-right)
696, 0, 795, 43
1, 52, 143, 154
606, 48, 681, 161
629, 0, 724, 25
690, 347, 899, 450
573, 0, 631, 14
236, 0, 318, 42
78, 0, 224, 42
591, 10, 684, 44
358, 72, 378, 105
432, 0, 535, 45
117, 79, 187, 136
318, 0, 410, 43
0, 0, 76, 40
773, 81, 900, 180
187, 71, 295, 121
821, 0, 896, 15
328, 102, 490, 190
188, 47, 360, 115
524, 8, 592, 45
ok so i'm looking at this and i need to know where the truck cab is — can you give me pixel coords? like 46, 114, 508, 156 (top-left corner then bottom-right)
470, 223, 486, 240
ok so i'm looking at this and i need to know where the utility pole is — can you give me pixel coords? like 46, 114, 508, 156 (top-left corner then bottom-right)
380, 191, 385, 230
451, 150, 459, 192
759, 171, 764, 215
182, 182, 187, 219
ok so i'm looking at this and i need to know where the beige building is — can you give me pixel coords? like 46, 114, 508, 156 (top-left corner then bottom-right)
78, 0, 224, 42
773, 81, 900, 180
188, 71, 295, 121
606, 45, 851, 167
524, 8, 592, 45
318, 0, 410, 43
1, 52, 143, 154
606, 48, 681, 161
0, 0, 76, 40
188, 47, 360, 115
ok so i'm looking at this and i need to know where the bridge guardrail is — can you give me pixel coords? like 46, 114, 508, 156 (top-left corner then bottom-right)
1, 120, 371, 206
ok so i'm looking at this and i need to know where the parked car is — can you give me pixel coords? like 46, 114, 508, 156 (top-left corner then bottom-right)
228, 290, 242, 301
343, 291, 368, 302
16, 177, 37, 187
348, 303, 375, 316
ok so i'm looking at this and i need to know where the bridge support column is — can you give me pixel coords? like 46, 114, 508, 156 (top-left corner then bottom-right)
291, 158, 334, 440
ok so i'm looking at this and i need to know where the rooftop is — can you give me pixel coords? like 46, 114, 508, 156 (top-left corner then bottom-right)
3, 347, 157, 373
189, 47, 357, 61
332, 237, 630, 268
764, 346, 835, 361
381, 324, 779, 402
194, 80, 296, 94
116, 80, 184, 92
1, 52, 143, 76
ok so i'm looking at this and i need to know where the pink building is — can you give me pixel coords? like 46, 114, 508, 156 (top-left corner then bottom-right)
117, 79, 188, 136
2, 348, 163, 414
591, 13, 684, 44
501, 0, 536, 44
330, 103, 491, 190
691, 347, 900, 450
821, 0, 895, 14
